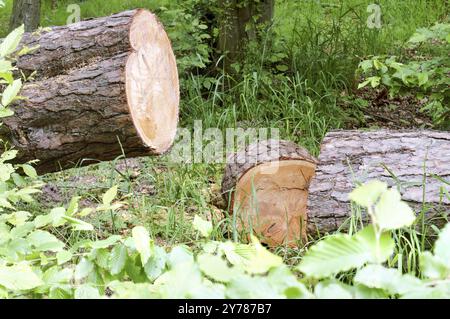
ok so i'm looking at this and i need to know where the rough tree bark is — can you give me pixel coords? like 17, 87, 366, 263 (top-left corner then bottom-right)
2, 10, 179, 174
218, 0, 275, 72
307, 130, 450, 236
9, 0, 41, 32
222, 130, 450, 246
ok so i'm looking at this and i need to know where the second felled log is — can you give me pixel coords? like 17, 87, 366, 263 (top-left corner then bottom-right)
1, 9, 179, 174
222, 130, 450, 247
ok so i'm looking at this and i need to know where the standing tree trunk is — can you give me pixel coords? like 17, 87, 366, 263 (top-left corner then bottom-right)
9, 0, 41, 32
218, 0, 274, 72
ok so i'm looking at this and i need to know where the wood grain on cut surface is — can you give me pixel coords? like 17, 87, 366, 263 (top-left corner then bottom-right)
222, 140, 318, 247
307, 130, 450, 235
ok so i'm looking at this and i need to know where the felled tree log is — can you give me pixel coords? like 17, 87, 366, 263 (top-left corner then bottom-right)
222, 140, 318, 247
222, 130, 450, 246
307, 130, 450, 236
2, 9, 179, 174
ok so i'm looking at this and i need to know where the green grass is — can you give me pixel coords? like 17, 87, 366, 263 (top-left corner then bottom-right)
1, 0, 449, 263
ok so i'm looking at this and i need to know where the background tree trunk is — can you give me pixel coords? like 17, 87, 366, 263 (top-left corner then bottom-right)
9, 0, 41, 32
218, 0, 274, 73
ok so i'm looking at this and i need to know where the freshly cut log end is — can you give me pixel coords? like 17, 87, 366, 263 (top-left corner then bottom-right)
3, 9, 179, 174
125, 10, 179, 154
222, 140, 318, 247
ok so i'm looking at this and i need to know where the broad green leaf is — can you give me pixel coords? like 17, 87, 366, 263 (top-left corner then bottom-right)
0, 163, 15, 182
0, 25, 24, 58
267, 266, 312, 299
167, 245, 194, 268
74, 258, 94, 281
314, 281, 353, 299
90, 235, 121, 249
297, 226, 394, 278
110, 244, 128, 275
420, 252, 449, 280
373, 188, 416, 231
27, 230, 65, 252
193, 215, 213, 238
21, 164, 37, 179
197, 253, 236, 283
226, 274, 283, 299
144, 246, 166, 281
0, 262, 43, 290
354, 264, 422, 295
102, 185, 118, 206
56, 250, 73, 265
243, 235, 283, 274
1, 79, 22, 107
6, 211, 31, 226
75, 285, 101, 299
108, 281, 157, 299
132, 226, 152, 266
433, 223, 450, 266
349, 180, 387, 207
62, 216, 94, 231
49, 285, 73, 299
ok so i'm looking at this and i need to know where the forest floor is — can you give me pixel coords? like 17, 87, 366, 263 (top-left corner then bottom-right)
1, 0, 448, 261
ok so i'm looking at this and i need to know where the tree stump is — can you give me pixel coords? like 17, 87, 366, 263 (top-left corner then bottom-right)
2, 9, 179, 174
222, 140, 318, 247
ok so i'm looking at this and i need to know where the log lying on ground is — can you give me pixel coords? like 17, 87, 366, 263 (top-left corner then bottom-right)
222, 140, 318, 247
222, 130, 450, 246
1, 9, 179, 174
307, 130, 450, 236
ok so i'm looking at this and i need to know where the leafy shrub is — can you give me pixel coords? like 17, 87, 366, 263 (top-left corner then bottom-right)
357, 23, 450, 128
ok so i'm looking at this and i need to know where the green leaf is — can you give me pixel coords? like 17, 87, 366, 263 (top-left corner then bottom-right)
110, 244, 128, 275
21, 164, 37, 179
62, 216, 94, 231
74, 258, 94, 281
144, 246, 166, 281
242, 235, 283, 274
354, 264, 422, 296
433, 223, 450, 266
297, 226, 394, 278
193, 215, 213, 238
0, 262, 43, 290
90, 235, 121, 249
56, 250, 73, 265
167, 245, 194, 268
27, 230, 65, 252
226, 275, 283, 299
75, 285, 100, 299
349, 180, 387, 207
197, 253, 236, 283
0, 25, 24, 58
373, 188, 416, 231
102, 185, 118, 206
132, 226, 152, 266
314, 281, 353, 299
1, 79, 22, 107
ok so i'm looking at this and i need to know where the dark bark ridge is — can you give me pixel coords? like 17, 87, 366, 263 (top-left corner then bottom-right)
307, 129, 450, 235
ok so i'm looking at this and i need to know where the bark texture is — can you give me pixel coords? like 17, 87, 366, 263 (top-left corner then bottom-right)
17, 10, 138, 79
308, 130, 450, 235
218, 0, 275, 72
2, 9, 179, 174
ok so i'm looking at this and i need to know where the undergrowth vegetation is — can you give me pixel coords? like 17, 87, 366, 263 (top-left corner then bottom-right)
0, 0, 449, 299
